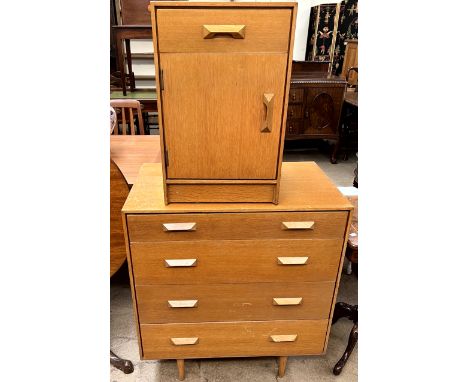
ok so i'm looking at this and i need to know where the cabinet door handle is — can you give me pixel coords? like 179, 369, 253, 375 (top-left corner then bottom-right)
162, 222, 197, 232
171, 337, 199, 346
164, 259, 197, 267
270, 334, 298, 343
273, 297, 303, 306
277, 257, 309, 265
261, 93, 275, 132
282, 221, 315, 230
203, 24, 246, 39
168, 300, 199, 308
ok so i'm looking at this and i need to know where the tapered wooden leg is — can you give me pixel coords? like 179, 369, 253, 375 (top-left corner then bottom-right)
278, 356, 288, 378
177, 359, 185, 381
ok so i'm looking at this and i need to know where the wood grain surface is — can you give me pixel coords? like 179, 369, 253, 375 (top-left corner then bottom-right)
156, 8, 292, 53
122, 162, 353, 213
127, 211, 347, 242
136, 282, 335, 323
140, 319, 328, 359
130, 239, 343, 285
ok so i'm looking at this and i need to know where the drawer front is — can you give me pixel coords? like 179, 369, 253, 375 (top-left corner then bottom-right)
156, 9, 292, 53
127, 211, 348, 242
141, 319, 328, 359
137, 282, 335, 324
287, 104, 303, 119
131, 239, 343, 285
289, 88, 304, 103
285, 120, 303, 135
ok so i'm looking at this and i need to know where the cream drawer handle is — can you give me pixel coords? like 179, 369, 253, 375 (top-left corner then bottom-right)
203, 24, 246, 39
282, 221, 315, 230
277, 257, 309, 265
273, 297, 303, 306
164, 259, 197, 267
162, 222, 197, 232
171, 337, 199, 346
270, 334, 298, 343
168, 300, 198, 308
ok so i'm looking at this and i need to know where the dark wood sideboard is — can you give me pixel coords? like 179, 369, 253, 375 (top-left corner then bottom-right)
286, 62, 346, 164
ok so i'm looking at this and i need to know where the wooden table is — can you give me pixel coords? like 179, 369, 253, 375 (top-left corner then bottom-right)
110, 135, 161, 186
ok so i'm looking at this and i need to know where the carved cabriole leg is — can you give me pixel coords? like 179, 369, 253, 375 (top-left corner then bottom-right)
278, 356, 288, 377
330, 138, 339, 164
333, 323, 358, 375
110, 350, 134, 374
177, 359, 185, 381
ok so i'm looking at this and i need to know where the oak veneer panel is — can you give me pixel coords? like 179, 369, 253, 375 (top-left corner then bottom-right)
156, 9, 292, 53
127, 211, 347, 242
122, 162, 353, 213
137, 282, 335, 323
140, 319, 328, 359
130, 239, 343, 285
167, 183, 275, 203
161, 53, 287, 179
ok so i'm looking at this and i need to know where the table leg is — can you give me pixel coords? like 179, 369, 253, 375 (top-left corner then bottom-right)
125, 39, 135, 92
110, 350, 134, 374
116, 34, 127, 96
330, 138, 339, 164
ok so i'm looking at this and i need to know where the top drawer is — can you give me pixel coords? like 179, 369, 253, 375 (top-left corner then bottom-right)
156, 9, 292, 53
127, 211, 348, 242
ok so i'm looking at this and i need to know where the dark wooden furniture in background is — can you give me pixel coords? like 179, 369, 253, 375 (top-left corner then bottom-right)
285, 62, 346, 164
113, 0, 152, 95
111, 99, 145, 135
332, 194, 358, 375
110, 159, 134, 374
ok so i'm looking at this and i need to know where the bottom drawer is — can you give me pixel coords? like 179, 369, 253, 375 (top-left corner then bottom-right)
140, 320, 328, 359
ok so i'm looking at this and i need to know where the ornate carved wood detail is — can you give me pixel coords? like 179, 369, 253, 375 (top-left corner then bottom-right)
306, 92, 335, 133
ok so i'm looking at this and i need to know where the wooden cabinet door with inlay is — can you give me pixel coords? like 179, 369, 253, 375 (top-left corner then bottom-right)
160, 53, 288, 180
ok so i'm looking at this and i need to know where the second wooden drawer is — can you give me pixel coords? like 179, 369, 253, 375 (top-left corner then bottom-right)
131, 239, 343, 284
137, 282, 335, 323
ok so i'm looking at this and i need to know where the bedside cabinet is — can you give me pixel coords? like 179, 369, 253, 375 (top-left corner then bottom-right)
286, 64, 346, 164
122, 162, 353, 380
149, 1, 297, 203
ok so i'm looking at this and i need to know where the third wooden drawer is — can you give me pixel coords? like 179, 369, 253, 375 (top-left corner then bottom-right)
131, 239, 343, 285
127, 211, 348, 242
137, 282, 335, 324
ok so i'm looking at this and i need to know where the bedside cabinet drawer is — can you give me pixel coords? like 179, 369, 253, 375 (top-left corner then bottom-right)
131, 239, 343, 285
289, 88, 304, 103
287, 104, 303, 119
127, 211, 348, 242
141, 319, 328, 359
156, 8, 292, 53
137, 282, 335, 324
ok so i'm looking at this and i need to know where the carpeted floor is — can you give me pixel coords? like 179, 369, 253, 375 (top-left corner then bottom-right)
111, 148, 358, 382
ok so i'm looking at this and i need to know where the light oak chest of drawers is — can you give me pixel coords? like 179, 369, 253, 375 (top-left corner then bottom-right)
149, 1, 297, 204
122, 162, 353, 379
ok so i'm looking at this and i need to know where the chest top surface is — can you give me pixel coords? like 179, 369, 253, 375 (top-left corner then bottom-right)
123, 162, 353, 214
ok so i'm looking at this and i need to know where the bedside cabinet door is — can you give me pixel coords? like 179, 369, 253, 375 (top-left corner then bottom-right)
304, 87, 343, 136
160, 53, 288, 180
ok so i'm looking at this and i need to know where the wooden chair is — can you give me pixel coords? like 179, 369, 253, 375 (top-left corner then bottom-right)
110, 99, 144, 135
110, 158, 134, 374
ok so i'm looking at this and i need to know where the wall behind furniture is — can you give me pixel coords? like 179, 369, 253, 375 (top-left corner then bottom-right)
306, 0, 358, 75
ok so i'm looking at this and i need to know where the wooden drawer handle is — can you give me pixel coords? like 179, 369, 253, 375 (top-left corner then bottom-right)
203, 24, 246, 39
270, 334, 298, 343
168, 300, 198, 308
282, 221, 315, 230
273, 297, 303, 306
261, 93, 275, 133
171, 337, 199, 346
162, 222, 197, 232
164, 259, 197, 267
277, 257, 309, 265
